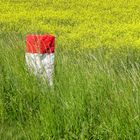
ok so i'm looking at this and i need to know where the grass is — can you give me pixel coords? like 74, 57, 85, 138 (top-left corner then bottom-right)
0, 0, 140, 139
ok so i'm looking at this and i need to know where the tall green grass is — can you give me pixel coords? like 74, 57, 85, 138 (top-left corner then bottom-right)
0, 35, 140, 139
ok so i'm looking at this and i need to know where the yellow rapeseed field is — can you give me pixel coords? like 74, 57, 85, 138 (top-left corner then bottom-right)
1, 0, 140, 48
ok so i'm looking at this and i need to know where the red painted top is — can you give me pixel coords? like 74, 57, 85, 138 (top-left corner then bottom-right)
26, 34, 55, 54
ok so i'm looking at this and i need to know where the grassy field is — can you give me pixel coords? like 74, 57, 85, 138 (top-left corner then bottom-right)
0, 0, 140, 139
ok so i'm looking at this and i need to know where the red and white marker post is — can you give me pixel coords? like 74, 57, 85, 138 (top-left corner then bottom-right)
25, 34, 55, 86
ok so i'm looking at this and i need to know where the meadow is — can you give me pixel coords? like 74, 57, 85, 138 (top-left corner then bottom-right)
0, 0, 140, 139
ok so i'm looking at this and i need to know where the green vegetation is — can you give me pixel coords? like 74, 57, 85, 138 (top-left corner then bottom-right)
0, 0, 140, 139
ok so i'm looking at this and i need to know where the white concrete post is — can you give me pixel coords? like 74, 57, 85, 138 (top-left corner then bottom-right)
25, 34, 55, 86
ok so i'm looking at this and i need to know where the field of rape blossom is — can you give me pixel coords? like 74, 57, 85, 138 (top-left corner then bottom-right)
0, 0, 140, 139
